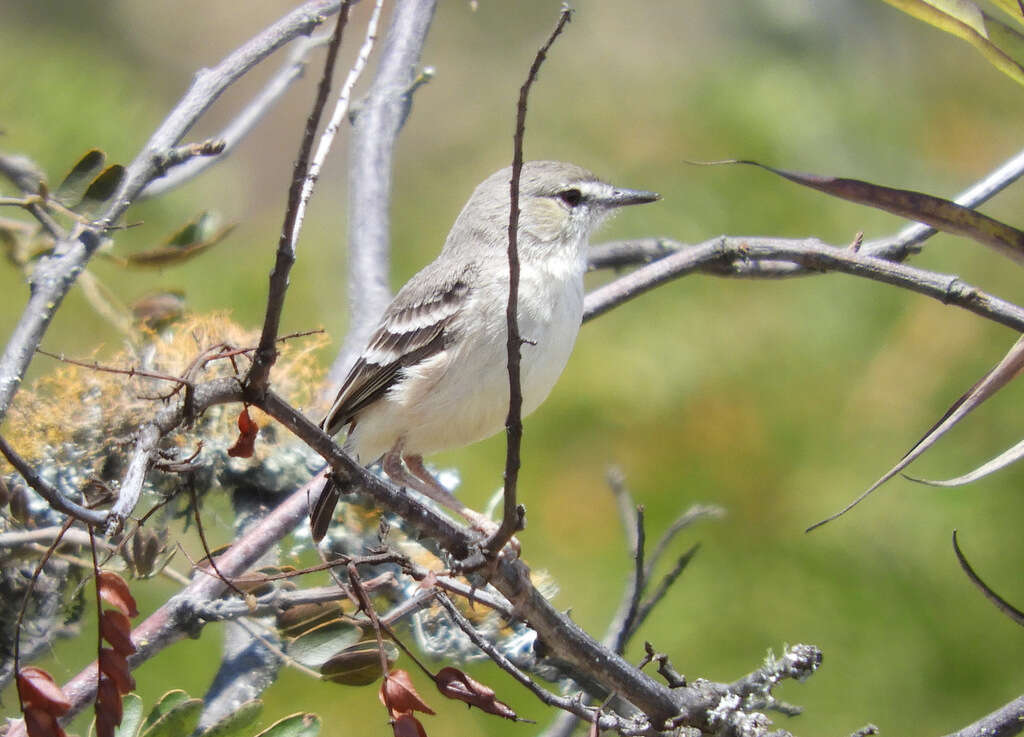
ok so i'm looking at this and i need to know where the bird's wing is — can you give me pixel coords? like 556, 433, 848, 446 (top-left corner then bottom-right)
321, 262, 475, 436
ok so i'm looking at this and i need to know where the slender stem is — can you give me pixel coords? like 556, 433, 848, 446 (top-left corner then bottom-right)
487, 4, 573, 557
247, 3, 352, 395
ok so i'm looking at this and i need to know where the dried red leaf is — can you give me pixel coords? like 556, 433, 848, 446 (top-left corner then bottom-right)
391, 713, 428, 737
97, 571, 139, 618
227, 406, 258, 458
379, 670, 435, 718
23, 707, 67, 737
98, 648, 136, 694
17, 667, 71, 716
96, 675, 123, 726
94, 705, 117, 737
434, 667, 517, 720
99, 609, 136, 656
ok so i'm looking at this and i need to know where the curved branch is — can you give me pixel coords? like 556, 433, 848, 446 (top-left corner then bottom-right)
941, 694, 1024, 737
140, 33, 334, 199
583, 236, 1024, 334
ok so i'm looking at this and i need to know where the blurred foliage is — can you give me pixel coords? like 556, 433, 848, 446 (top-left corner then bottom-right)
2, 1, 1024, 736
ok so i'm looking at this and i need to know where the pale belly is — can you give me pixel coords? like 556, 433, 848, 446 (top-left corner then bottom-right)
348, 266, 585, 463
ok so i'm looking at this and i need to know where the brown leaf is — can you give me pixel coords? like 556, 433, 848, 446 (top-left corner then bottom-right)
130, 526, 164, 578
23, 707, 68, 737
809, 333, 1024, 530
434, 667, 517, 720
130, 291, 186, 329
390, 713, 428, 737
98, 648, 136, 694
17, 667, 71, 716
379, 670, 436, 718
97, 571, 139, 618
710, 159, 1024, 265
277, 600, 346, 638
309, 477, 341, 544
319, 640, 398, 686
124, 216, 236, 268
227, 406, 258, 458
94, 705, 118, 737
99, 609, 136, 656
96, 675, 123, 729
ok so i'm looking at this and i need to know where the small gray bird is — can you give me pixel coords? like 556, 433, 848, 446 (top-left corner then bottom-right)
312, 161, 658, 540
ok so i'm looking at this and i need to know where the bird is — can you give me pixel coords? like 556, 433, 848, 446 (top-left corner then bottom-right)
311, 160, 659, 541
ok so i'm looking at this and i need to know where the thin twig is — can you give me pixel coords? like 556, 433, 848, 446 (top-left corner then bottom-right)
487, 3, 573, 557
644, 504, 725, 581
142, 34, 334, 199
247, 2, 353, 395
35, 348, 189, 386
291, 0, 384, 248
632, 544, 700, 637
616, 505, 646, 654
326, 0, 439, 392
13, 518, 75, 686
434, 592, 650, 735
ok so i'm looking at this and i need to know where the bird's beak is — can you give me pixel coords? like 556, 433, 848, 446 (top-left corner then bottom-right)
603, 187, 661, 208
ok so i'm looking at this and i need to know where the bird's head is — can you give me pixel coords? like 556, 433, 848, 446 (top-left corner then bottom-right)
444, 160, 659, 260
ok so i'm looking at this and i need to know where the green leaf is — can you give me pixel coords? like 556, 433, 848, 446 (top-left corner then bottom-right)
880, 0, 1024, 85
115, 693, 146, 737
713, 159, 1024, 265
77, 164, 126, 218
287, 619, 363, 669
124, 212, 235, 268
984, 11, 1024, 65
54, 149, 106, 208
251, 713, 321, 737
139, 690, 202, 737
319, 640, 399, 686
988, 0, 1024, 26
195, 698, 262, 737
141, 690, 190, 730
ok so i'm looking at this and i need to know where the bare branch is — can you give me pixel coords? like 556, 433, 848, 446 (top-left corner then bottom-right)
583, 236, 1024, 334
141, 34, 334, 199
0, 435, 107, 527
291, 0, 384, 249
941, 694, 1024, 737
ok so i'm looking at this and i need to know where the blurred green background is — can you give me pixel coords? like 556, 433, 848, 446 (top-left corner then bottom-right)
3, 1, 1024, 735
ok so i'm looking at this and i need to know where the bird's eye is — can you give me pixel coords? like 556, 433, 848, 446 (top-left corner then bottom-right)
557, 188, 583, 207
